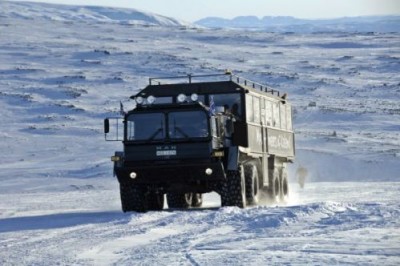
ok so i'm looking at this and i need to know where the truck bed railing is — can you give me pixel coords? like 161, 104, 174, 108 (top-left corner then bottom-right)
148, 71, 281, 97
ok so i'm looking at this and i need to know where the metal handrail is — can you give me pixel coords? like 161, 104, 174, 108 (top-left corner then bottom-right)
231, 74, 279, 97
149, 73, 232, 85
148, 71, 280, 96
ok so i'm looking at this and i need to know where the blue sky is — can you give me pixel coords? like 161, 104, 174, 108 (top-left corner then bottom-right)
9, 0, 400, 21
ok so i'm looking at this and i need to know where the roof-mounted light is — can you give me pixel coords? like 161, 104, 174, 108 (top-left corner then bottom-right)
177, 94, 187, 103
190, 93, 199, 102
147, 95, 156, 104
135, 96, 144, 104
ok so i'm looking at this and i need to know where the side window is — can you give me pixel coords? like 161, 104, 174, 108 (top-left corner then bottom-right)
253, 96, 260, 123
265, 100, 272, 127
210, 93, 241, 117
280, 102, 287, 130
272, 101, 280, 128
286, 105, 293, 131
127, 121, 135, 140
246, 95, 253, 122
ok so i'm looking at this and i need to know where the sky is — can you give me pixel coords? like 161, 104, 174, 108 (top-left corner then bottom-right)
8, 0, 400, 22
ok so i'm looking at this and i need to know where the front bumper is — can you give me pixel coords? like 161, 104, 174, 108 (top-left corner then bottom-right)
115, 161, 226, 185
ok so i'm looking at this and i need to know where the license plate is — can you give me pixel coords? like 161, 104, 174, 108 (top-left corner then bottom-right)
156, 150, 177, 156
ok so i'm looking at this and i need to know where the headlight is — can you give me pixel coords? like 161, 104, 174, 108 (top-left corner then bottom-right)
177, 94, 187, 103
135, 96, 144, 104
205, 168, 213, 175
147, 95, 156, 104
130, 172, 137, 179
191, 93, 199, 101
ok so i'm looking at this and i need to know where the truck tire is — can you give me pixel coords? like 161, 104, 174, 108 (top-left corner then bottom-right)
221, 166, 246, 208
269, 168, 281, 203
147, 192, 164, 211
119, 182, 148, 213
192, 193, 203, 208
244, 162, 260, 206
167, 193, 192, 209
280, 168, 289, 202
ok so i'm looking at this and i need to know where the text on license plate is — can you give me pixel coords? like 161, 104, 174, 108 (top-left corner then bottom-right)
156, 150, 177, 156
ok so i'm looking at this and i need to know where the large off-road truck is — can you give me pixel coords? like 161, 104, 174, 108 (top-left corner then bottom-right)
104, 72, 295, 212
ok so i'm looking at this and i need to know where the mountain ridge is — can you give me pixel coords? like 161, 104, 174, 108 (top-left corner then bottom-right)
2, 1, 193, 27
196, 15, 400, 32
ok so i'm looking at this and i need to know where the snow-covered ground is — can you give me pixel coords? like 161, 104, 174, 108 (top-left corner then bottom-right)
1, 178, 399, 265
0, 1, 399, 265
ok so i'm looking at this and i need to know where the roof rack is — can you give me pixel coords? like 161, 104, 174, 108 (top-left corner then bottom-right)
148, 71, 281, 97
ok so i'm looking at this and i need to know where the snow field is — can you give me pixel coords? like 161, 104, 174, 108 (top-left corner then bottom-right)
0, 178, 399, 265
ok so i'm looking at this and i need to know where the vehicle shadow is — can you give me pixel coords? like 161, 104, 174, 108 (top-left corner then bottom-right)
0, 207, 225, 233
0, 211, 126, 233
164, 206, 221, 212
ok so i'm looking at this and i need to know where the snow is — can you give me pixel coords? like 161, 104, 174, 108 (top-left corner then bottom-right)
1, 180, 399, 265
0, 1, 400, 265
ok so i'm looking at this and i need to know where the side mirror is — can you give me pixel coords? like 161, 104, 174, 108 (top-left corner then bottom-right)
104, 119, 110, 134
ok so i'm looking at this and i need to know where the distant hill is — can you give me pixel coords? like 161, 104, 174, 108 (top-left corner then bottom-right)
2, 1, 192, 27
196, 15, 400, 33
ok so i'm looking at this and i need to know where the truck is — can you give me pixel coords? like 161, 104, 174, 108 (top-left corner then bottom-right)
104, 72, 295, 212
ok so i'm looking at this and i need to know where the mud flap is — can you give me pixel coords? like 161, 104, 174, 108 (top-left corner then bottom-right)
227, 146, 239, 171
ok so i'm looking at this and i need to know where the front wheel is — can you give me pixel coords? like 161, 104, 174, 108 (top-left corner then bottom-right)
220, 166, 246, 208
119, 182, 148, 213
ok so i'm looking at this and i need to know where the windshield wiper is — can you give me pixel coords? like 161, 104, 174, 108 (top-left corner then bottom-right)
148, 128, 163, 141
174, 126, 189, 138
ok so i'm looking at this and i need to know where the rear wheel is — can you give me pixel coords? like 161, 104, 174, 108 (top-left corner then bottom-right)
119, 182, 148, 213
244, 162, 260, 206
220, 165, 246, 208
269, 168, 281, 203
192, 193, 203, 208
167, 193, 193, 209
280, 168, 289, 202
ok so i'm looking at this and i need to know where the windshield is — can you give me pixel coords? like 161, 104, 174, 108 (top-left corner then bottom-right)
126, 110, 209, 141
168, 111, 209, 139
127, 113, 165, 141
